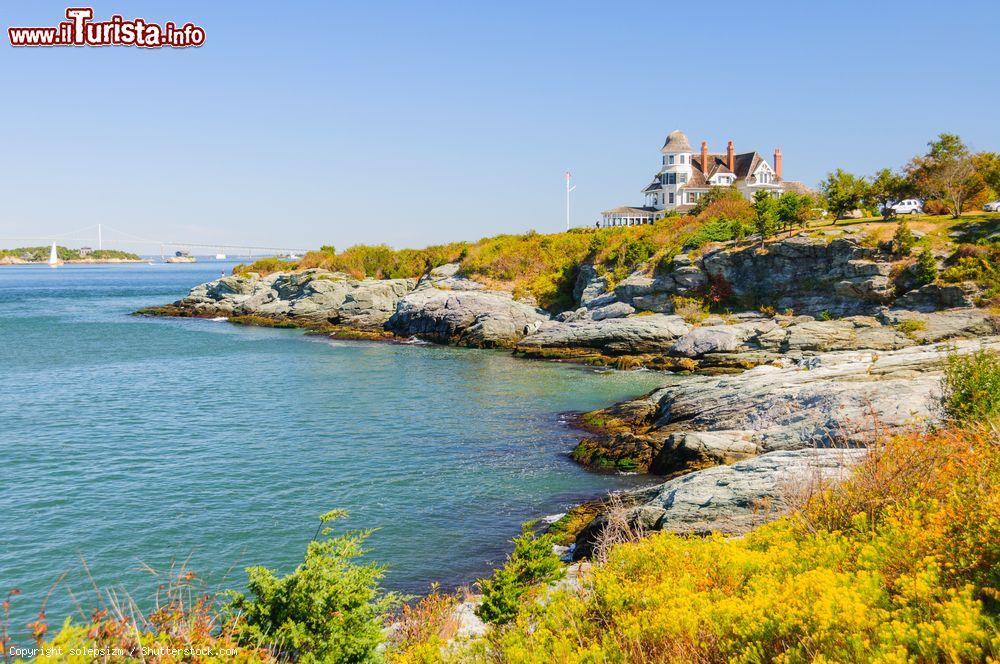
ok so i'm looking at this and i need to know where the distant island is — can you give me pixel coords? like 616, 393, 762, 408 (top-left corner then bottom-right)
0, 245, 143, 264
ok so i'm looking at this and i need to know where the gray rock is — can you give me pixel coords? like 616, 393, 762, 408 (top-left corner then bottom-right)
654, 430, 759, 472
895, 282, 980, 312
669, 321, 777, 358
386, 285, 549, 347
517, 314, 691, 354
176, 269, 415, 328
879, 308, 1000, 343
589, 301, 635, 321
757, 316, 912, 354
633, 448, 868, 535
574, 264, 608, 307
417, 263, 486, 291
647, 337, 1000, 453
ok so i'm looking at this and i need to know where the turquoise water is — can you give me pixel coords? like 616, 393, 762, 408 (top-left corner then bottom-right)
0, 262, 668, 634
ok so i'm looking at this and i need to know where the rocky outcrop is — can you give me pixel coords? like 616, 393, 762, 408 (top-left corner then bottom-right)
573, 448, 868, 558
571, 234, 968, 320
384, 264, 550, 347
893, 282, 980, 311
519, 315, 691, 355
175, 269, 415, 328
572, 337, 1000, 474
517, 306, 998, 371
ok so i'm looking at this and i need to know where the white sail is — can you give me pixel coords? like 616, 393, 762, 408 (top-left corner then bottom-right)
48, 242, 60, 267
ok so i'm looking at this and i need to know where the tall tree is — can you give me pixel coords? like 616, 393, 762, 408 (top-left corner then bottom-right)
820, 169, 868, 220
973, 152, 1000, 200
866, 168, 913, 219
905, 133, 984, 218
752, 190, 779, 247
776, 191, 811, 235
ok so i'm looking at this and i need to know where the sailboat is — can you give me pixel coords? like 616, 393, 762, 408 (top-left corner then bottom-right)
47, 242, 63, 268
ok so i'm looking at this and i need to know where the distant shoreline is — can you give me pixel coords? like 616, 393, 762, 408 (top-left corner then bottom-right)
0, 257, 147, 265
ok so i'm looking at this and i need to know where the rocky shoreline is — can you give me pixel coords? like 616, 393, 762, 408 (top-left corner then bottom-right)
139, 232, 1000, 550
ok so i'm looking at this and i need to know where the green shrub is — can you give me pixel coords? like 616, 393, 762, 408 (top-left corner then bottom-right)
894, 318, 927, 339
941, 348, 1000, 425
226, 510, 399, 663
681, 216, 753, 250
671, 295, 709, 323
476, 524, 563, 625
915, 247, 938, 285
893, 219, 917, 255
940, 244, 1000, 303
233, 257, 298, 277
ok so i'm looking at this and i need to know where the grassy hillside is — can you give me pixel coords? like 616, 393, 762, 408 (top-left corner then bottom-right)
233, 213, 737, 311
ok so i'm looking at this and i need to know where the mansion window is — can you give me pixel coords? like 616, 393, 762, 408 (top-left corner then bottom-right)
661, 172, 677, 185
679, 173, 687, 183
668, 192, 674, 204
680, 155, 686, 164
668, 155, 675, 165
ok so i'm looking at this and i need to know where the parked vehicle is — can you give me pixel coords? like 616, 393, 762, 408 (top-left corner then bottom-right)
885, 199, 924, 216
984, 201, 1000, 212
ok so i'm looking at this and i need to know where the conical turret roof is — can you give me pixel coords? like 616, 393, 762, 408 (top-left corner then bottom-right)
661, 129, 692, 153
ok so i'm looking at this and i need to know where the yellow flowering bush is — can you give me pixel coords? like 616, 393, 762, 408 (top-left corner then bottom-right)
477, 426, 1000, 663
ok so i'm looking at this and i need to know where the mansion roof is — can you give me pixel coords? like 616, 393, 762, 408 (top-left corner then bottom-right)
601, 205, 659, 216
645, 151, 778, 192
661, 130, 693, 153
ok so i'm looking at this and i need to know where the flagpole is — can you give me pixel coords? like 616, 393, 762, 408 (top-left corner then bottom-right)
565, 171, 576, 231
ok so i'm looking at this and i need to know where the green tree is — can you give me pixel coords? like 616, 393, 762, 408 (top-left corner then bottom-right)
776, 191, 811, 235
892, 219, 916, 256
752, 190, 779, 247
973, 152, 1000, 200
226, 510, 399, 663
914, 247, 938, 286
905, 134, 984, 218
819, 169, 869, 220
476, 524, 564, 625
867, 168, 913, 219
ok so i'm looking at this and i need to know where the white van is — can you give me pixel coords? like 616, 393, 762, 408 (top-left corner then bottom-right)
887, 199, 924, 215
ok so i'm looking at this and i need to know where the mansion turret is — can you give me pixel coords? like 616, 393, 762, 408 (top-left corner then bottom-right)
600, 130, 810, 227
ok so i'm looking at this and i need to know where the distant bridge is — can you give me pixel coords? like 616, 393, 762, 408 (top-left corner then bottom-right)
0, 224, 310, 258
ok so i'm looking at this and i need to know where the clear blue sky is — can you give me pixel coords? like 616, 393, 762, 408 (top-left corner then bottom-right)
2, 0, 998, 252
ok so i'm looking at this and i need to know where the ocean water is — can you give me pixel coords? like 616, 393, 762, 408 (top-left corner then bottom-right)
0, 262, 669, 634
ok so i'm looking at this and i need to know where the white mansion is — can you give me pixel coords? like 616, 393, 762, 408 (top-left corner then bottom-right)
599, 130, 810, 226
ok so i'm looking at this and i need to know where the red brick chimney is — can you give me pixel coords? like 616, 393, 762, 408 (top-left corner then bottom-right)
700, 141, 709, 173
727, 140, 735, 171
773, 148, 783, 179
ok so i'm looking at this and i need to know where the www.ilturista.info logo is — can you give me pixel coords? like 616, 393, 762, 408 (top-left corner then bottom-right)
8, 8, 205, 48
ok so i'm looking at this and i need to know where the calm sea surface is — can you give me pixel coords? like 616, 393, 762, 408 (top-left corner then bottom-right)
0, 262, 669, 633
